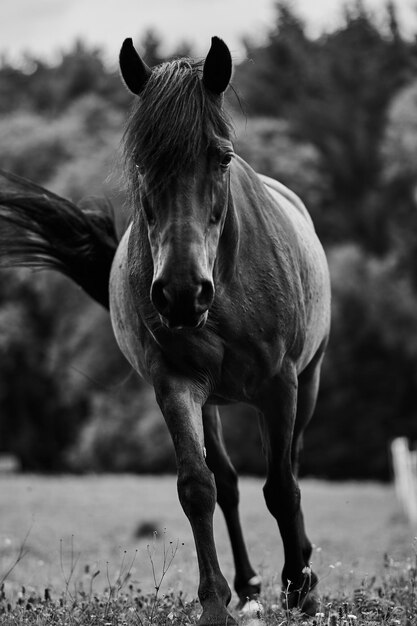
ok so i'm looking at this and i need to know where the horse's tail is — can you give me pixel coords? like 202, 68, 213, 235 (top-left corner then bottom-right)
0, 169, 119, 309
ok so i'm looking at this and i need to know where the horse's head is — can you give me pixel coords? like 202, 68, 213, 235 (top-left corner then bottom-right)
120, 37, 233, 330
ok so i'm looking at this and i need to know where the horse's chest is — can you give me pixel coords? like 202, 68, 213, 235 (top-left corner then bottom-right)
216, 336, 283, 402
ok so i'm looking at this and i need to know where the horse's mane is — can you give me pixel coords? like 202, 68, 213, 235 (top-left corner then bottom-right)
123, 58, 232, 198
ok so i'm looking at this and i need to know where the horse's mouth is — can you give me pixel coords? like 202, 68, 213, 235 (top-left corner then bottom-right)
160, 311, 208, 332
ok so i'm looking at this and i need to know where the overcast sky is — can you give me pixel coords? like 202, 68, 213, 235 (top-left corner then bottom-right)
1, 0, 417, 66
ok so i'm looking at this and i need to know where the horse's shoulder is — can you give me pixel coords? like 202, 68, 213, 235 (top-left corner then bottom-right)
257, 173, 314, 228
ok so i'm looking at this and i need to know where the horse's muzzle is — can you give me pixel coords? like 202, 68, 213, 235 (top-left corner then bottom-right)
160, 310, 209, 331
150, 278, 214, 331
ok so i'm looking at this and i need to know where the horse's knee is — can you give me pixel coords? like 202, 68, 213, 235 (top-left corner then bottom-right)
178, 465, 216, 519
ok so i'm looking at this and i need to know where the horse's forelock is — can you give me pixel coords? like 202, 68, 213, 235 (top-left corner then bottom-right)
123, 58, 232, 199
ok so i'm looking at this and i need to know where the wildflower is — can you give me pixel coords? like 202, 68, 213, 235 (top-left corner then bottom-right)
239, 599, 264, 616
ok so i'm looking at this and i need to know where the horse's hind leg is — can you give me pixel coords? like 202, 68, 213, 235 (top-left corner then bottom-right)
292, 348, 325, 477
291, 351, 324, 567
258, 362, 318, 616
203, 405, 261, 607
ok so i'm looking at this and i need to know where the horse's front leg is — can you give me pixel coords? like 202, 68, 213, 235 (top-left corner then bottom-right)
202, 405, 261, 608
258, 365, 318, 616
154, 378, 236, 626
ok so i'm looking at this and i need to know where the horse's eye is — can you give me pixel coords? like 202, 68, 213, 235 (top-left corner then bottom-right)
210, 210, 222, 225
220, 154, 233, 169
135, 159, 146, 179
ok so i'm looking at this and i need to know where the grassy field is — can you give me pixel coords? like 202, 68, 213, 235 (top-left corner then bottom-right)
0, 474, 416, 624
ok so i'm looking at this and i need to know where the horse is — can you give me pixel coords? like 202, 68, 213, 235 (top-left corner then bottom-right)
0, 36, 331, 622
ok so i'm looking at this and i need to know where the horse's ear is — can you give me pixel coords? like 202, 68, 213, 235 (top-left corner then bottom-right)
119, 38, 152, 95
203, 36, 232, 95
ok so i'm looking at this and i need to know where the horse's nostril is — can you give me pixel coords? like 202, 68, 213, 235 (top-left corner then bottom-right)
162, 286, 174, 306
196, 280, 214, 311
151, 280, 170, 315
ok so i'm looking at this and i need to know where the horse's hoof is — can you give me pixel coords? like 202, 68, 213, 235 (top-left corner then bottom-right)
197, 609, 237, 626
296, 587, 319, 617
281, 588, 318, 616
235, 574, 262, 610
281, 569, 319, 616
300, 590, 319, 616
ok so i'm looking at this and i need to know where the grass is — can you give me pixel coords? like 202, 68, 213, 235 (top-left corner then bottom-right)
0, 475, 416, 624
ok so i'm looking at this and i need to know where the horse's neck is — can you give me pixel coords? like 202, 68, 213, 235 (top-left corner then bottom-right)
224, 156, 268, 237
229, 156, 314, 254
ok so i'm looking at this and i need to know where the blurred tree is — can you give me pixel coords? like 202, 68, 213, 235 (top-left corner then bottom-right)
0, 111, 70, 182
68, 385, 175, 473
0, 58, 33, 114
235, 1, 414, 249
304, 245, 417, 480
0, 42, 130, 115
139, 29, 166, 66
237, 2, 311, 117
380, 79, 417, 272
0, 267, 140, 471
233, 116, 331, 235
0, 271, 87, 470
171, 41, 194, 60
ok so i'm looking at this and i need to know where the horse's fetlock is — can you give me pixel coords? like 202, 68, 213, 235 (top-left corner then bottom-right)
199, 577, 231, 607
302, 542, 313, 563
